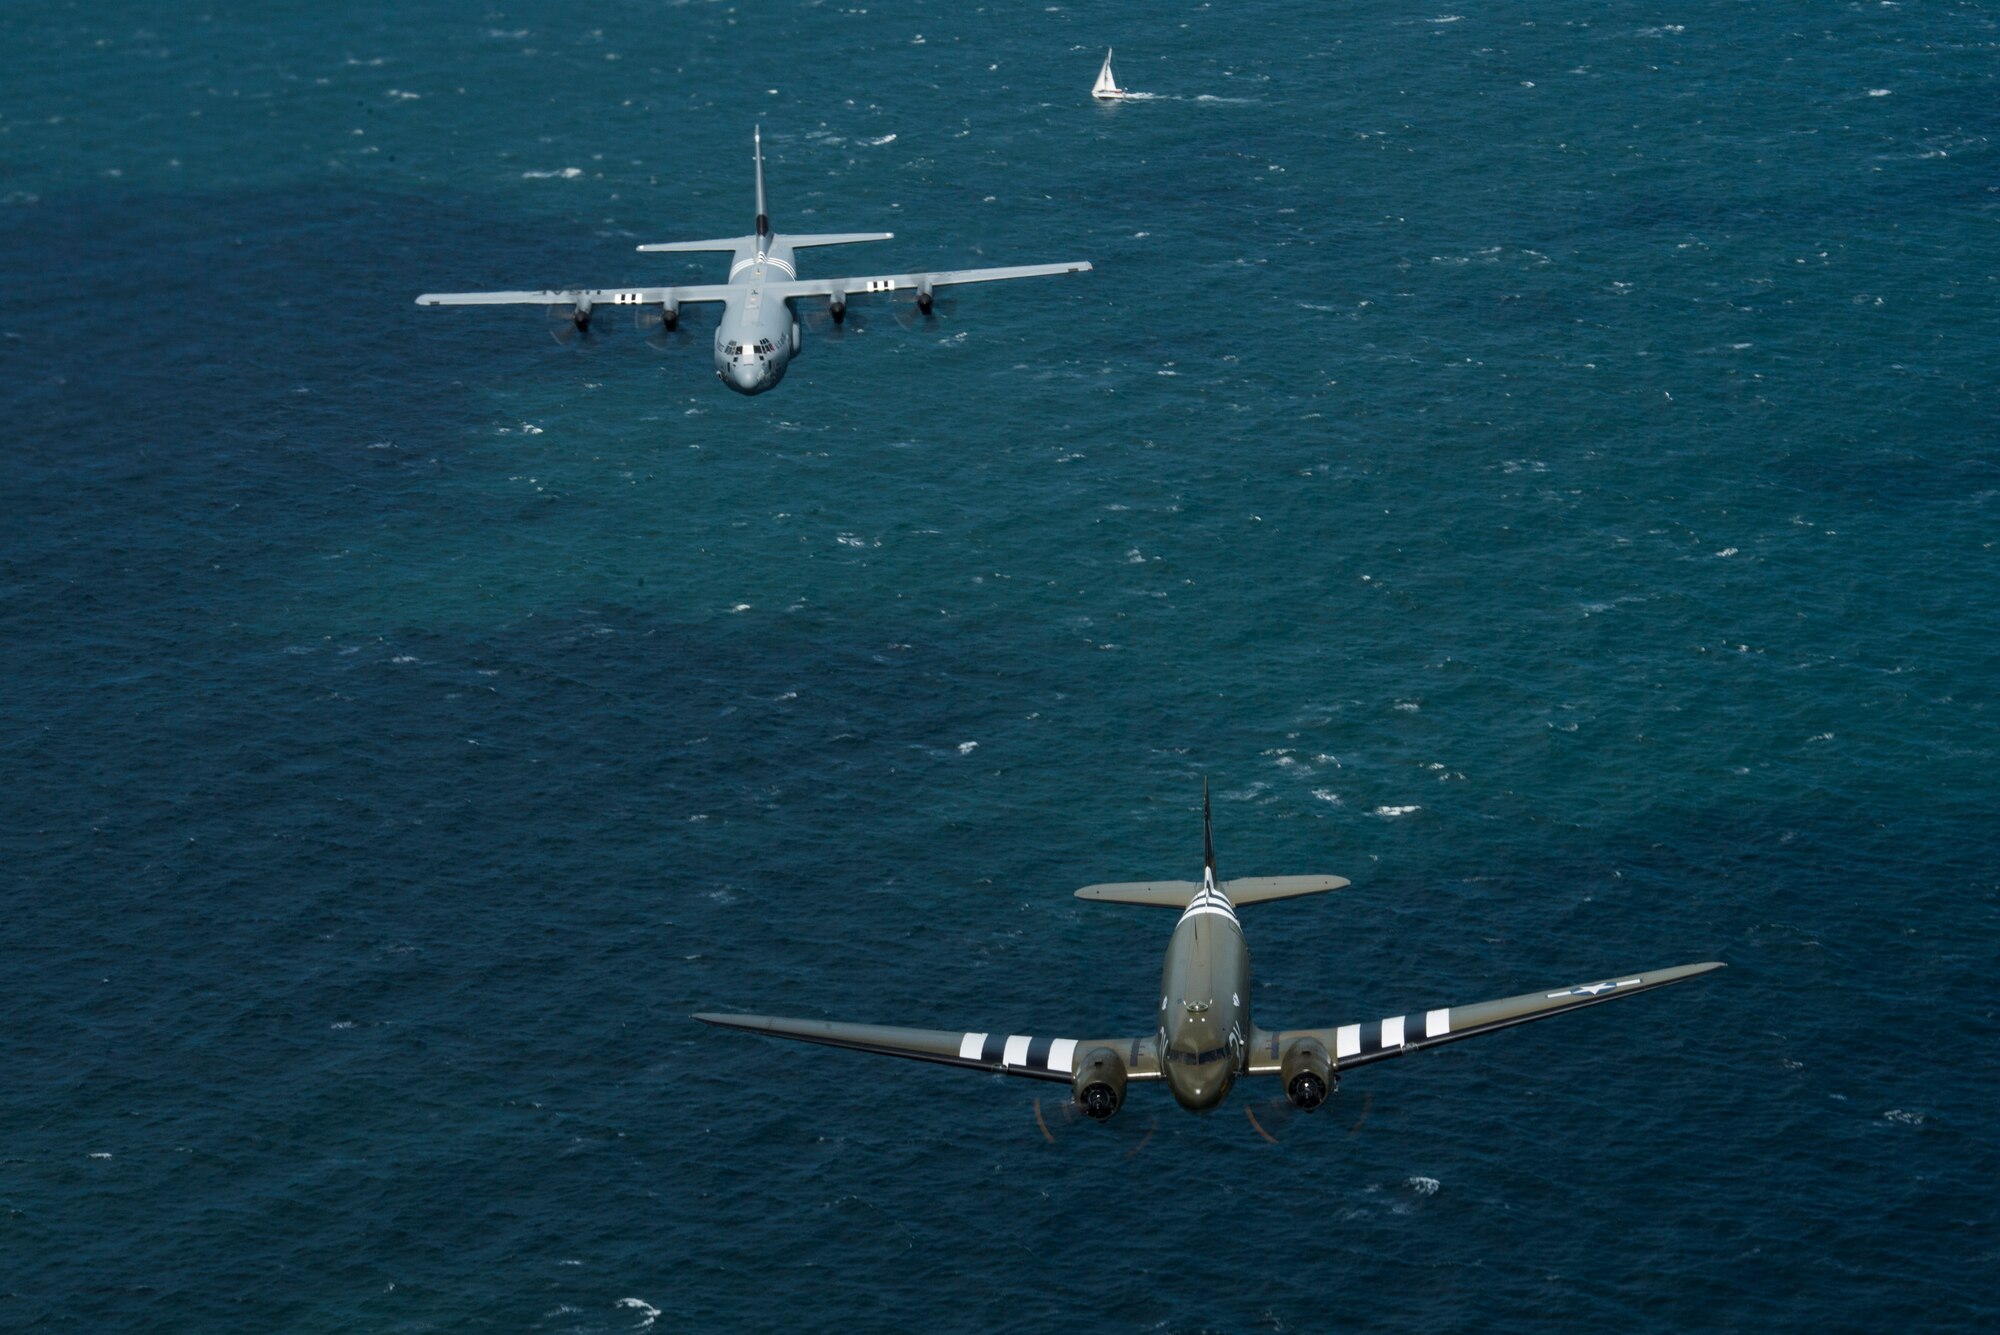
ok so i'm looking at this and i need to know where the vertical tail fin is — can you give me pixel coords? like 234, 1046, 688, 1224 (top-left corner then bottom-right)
1202, 776, 1216, 880
753, 125, 769, 237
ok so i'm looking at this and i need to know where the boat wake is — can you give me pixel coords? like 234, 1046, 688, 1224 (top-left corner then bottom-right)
1091, 45, 1253, 103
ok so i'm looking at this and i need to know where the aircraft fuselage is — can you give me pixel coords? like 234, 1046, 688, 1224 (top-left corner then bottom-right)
1158, 867, 1251, 1111
712, 233, 801, 396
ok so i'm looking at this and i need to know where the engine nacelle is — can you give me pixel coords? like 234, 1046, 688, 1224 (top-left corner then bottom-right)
829, 298, 847, 325
1281, 1037, 1335, 1111
1071, 1046, 1127, 1121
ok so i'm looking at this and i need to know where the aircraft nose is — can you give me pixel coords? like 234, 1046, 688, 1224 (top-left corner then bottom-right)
1167, 1060, 1234, 1112
728, 360, 763, 393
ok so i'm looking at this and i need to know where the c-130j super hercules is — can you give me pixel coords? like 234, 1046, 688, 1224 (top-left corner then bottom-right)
418, 127, 1091, 395
698, 782, 1722, 1122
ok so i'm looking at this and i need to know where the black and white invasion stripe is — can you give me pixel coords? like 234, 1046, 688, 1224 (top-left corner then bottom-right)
958, 1031, 1078, 1075
1334, 1007, 1452, 1060
1178, 873, 1239, 926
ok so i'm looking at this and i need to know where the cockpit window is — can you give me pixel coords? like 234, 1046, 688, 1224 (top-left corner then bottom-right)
1165, 1046, 1231, 1066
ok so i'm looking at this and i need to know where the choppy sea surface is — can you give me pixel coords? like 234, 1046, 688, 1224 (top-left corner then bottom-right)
5, 1, 1998, 1329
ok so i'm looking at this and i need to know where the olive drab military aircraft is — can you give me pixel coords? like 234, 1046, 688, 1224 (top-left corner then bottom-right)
695, 782, 1723, 1122
416, 127, 1091, 395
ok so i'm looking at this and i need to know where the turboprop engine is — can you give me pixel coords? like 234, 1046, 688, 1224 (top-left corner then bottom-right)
1281, 1037, 1335, 1111
1071, 1046, 1127, 1121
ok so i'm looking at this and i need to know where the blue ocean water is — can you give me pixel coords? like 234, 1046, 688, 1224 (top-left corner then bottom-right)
5, 0, 1997, 1328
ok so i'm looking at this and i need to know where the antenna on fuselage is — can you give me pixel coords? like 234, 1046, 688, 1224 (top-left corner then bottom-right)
753, 125, 769, 238
1202, 775, 1215, 878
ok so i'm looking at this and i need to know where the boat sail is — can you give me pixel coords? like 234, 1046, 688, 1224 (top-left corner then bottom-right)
1092, 48, 1129, 100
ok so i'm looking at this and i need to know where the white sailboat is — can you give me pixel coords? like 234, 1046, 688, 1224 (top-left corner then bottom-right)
1091, 47, 1131, 101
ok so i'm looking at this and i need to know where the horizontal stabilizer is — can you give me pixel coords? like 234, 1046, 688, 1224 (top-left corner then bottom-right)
1074, 874, 1348, 908
636, 236, 758, 253
1074, 880, 1203, 908
787, 232, 894, 248
1225, 874, 1350, 904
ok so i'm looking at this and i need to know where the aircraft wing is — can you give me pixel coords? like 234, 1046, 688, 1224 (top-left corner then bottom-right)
692, 1011, 1161, 1084
414, 284, 739, 308
1247, 960, 1723, 1076
768, 260, 1092, 302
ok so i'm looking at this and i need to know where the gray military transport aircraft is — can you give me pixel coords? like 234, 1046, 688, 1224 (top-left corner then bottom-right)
696, 783, 1723, 1122
416, 127, 1091, 395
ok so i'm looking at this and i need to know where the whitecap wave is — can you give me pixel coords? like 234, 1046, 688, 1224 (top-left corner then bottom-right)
617, 1297, 660, 1329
